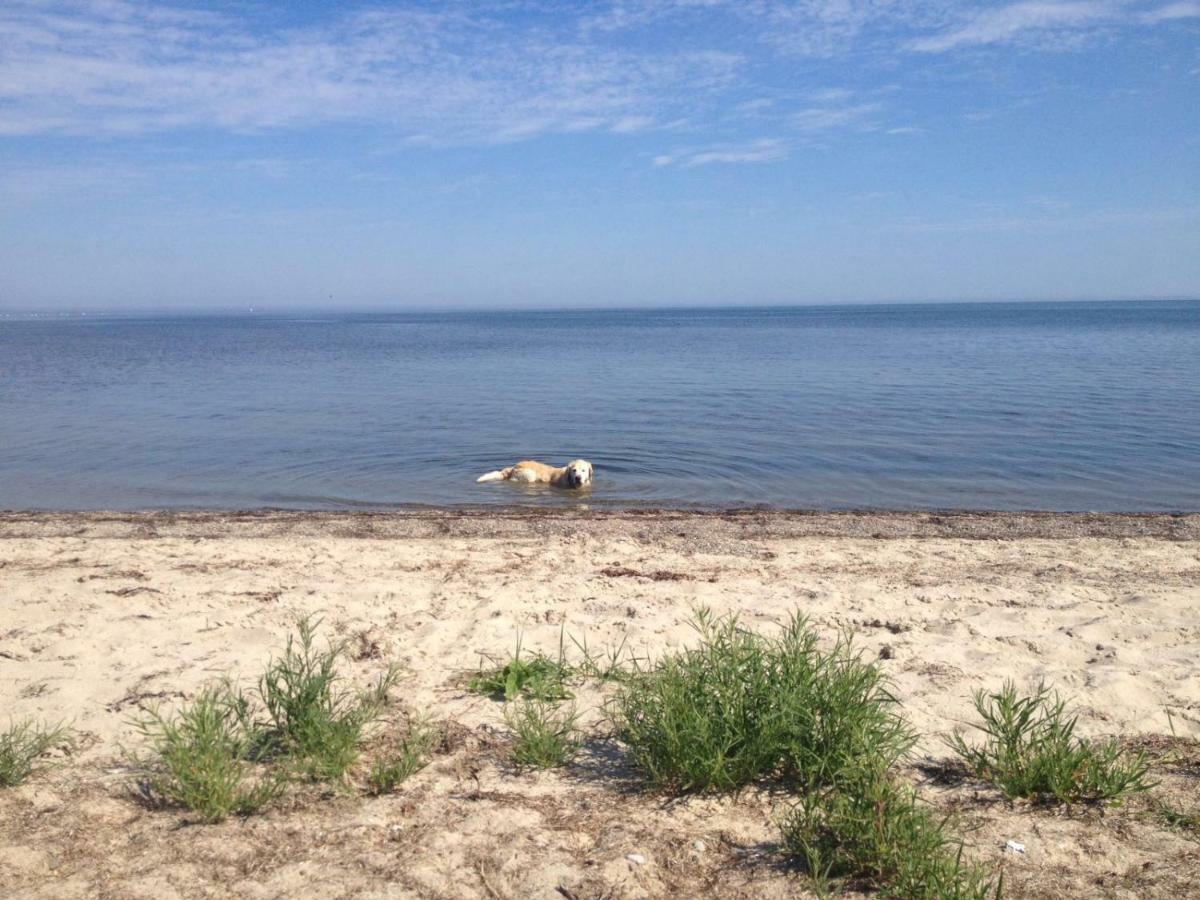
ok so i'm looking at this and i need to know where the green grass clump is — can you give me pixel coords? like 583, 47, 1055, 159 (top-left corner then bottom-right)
468, 635, 573, 702
948, 681, 1154, 805
0, 719, 73, 787
368, 717, 438, 794
610, 609, 1001, 896
258, 616, 399, 783
610, 608, 914, 793
131, 686, 281, 823
781, 774, 1001, 899
506, 699, 580, 770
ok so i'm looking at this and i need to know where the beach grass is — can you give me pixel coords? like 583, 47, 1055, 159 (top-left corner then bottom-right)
131, 618, 400, 817
609, 608, 999, 896
130, 685, 281, 823
568, 631, 641, 683
0, 718, 73, 787
781, 773, 1001, 899
948, 681, 1154, 805
468, 634, 574, 702
367, 716, 438, 794
505, 698, 580, 770
257, 616, 399, 783
609, 608, 914, 792
1156, 799, 1200, 837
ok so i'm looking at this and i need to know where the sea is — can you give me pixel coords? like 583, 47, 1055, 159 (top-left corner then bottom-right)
1, 300, 1197, 512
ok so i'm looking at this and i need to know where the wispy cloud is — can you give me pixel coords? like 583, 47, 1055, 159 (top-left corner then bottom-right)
907, 1, 1199, 53
652, 138, 788, 167
1, 0, 1195, 146
1141, 1, 1200, 22
792, 101, 882, 132
0, 0, 740, 141
909, 2, 1117, 52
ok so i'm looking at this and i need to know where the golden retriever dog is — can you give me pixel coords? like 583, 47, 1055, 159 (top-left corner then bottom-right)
477, 459, 594, 488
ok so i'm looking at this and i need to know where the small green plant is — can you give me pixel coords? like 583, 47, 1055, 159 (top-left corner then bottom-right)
610, 609, 1000, 896
569, 631, 639, 683
131, 685, 280, 823
0, 718, 73, 787
1156, 800, 1200, 838
506, 699, 580, 769
258, 616, 399, 783
368, 717, 438, 794
948, 681, 1154, 805
610, 609, 914, 792
781, 773, 1001, 899
468, 634, 573, 702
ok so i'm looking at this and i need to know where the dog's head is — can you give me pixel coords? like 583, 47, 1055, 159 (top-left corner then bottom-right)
563, 459, 594, 488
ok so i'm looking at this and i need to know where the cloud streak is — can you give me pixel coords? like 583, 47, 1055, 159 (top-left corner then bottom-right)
907, 1, 1200, 53
652, 138, 788, 167
0, 1, 740, 141
0, 0, 1195, 144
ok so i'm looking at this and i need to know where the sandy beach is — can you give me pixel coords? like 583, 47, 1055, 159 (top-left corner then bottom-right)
1, 509, 1198, 898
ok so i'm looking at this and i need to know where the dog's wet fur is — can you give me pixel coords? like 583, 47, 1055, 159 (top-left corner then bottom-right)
477, 459, 594, 488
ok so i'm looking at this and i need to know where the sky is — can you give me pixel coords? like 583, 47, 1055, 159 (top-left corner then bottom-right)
1, 0, 1198, 311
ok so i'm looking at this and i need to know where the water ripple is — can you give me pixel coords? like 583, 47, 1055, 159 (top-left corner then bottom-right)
1, 301, 1198, 512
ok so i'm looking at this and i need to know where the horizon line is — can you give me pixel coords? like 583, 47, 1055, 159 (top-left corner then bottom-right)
2, 296, 1198, 319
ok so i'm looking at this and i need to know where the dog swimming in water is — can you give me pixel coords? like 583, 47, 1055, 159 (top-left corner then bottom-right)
476, 459, 594, 488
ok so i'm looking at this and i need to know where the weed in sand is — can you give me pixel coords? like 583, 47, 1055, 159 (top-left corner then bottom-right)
258, 616, 399, 783
506, 699, 580, 769
610, 608, 999, 897
569, 631, 640, 683
130, 685, 281, 823
0, 718, 73, 787
368, 717, 439, 794
1156, 800, 1200, 838
468, 634, 573, 701
610, 608, 914, 793
781, 773, 1001, 899
948, 681, 1154, 805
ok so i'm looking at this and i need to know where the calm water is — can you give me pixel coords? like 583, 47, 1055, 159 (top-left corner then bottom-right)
1, 301, 1198, 511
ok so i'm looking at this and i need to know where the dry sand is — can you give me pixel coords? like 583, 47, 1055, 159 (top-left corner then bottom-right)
1, 509, 1198, 898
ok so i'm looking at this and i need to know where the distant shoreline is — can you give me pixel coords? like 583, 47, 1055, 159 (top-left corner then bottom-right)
2, 507, 1197, 541
3, 296, 1196, 319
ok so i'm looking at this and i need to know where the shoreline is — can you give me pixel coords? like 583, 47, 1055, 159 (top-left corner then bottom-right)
2, 507, 1198, 540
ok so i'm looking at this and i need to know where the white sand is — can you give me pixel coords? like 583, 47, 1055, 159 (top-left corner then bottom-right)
1, 510, 1197, 898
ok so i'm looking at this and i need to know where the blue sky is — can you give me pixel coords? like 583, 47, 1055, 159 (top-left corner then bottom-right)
1, 0, 1198, 311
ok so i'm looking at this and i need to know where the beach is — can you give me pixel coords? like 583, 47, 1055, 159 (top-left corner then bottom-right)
1, 509, 1198, 898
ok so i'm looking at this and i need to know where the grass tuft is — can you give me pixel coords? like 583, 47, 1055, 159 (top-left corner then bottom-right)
130, 617, 400, 819
781, 773, 1002, 899
569, 631, 640, 683
506, 699, 580, 770
610, 608, 914, 793
130, 685, 281, 823
948, 681, 1154, 805
1157, 800, 1200, 837
368, 717, 439, 794
258, 616, 399, 783
610, 608, 1000, 897
468, 634, 573, 701
0, 718, 73, 787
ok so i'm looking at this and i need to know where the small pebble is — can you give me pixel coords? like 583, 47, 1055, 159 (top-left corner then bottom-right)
626, 853, 647, 865
692, 840, 706, 853
1004, 840, 1026, 854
